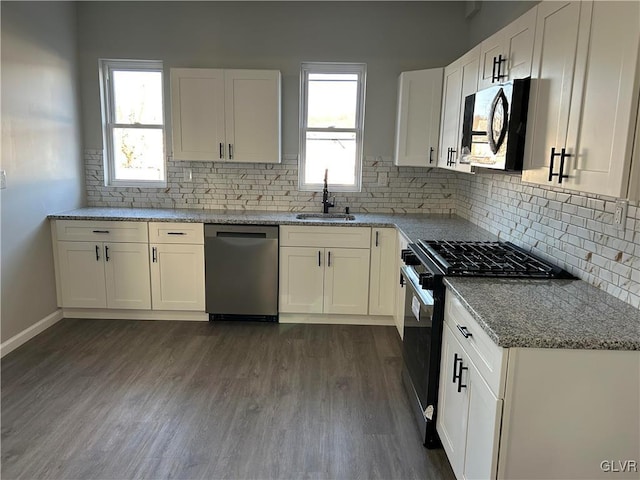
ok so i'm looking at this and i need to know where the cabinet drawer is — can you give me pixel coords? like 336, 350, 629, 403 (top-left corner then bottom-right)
280, 226, 371, 248
148, 222, 204, 244
56, 220, 148, 243
445, 293, 507, 398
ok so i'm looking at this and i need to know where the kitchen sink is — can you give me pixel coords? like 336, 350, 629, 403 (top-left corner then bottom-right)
295, 213, 356, 221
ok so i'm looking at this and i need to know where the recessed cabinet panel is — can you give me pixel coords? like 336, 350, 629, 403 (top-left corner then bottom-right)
394, 68, 443, 167
224, 70, 281, 163
57, 241, 107, 308
369, 228, 397, 316
171, 69, 225, 161
323, 248, 370, 315
522, 1, 581, 185
279, 246, 324, 314
150, 244, 205, 311
104, 243, 151, 310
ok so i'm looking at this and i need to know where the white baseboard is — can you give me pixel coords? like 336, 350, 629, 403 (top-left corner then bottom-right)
1, 309, 64, 358
279, 313, 394, 326
63, 308, 208, 322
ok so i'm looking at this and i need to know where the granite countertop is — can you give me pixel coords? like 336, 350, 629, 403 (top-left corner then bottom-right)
47, 207, 498, 244
445, 277, 640, 351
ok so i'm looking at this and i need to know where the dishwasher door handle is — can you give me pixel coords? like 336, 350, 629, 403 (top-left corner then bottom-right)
215, 231, 267, 239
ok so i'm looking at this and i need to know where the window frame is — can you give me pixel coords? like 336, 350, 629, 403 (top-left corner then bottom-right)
298, 62, 367, 192
99, 59, 166, 187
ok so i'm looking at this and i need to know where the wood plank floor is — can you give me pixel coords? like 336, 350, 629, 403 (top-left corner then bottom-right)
2, 319, 455, 480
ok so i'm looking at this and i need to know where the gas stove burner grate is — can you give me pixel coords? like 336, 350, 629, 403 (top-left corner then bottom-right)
418, 240, 561, 278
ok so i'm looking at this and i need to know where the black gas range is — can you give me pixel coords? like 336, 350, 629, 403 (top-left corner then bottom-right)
399, 240, 572, 449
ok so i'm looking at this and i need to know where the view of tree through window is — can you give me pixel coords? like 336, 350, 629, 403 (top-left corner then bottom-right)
101, 60, 165, 185
299, 64, 366, 191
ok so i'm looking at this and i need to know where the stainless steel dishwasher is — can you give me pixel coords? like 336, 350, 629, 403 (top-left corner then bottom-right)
205, 224, 279, 321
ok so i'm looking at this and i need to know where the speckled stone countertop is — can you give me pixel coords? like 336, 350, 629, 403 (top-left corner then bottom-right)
47, 207, 498, 243
445, 277, 640, 351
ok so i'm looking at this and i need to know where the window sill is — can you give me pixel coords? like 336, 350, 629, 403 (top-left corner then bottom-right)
106, 181, 167, 189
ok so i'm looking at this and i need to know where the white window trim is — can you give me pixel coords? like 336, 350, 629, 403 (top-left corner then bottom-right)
298, 62, 366, 192
99, 59, 167, 188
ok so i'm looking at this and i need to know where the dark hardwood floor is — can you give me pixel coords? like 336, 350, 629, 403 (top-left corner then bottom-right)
2, 319, 455, 480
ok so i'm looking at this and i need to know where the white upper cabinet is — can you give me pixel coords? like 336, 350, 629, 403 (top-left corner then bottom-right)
171, 69, 225, 162
394, 68, 443, 167
477, 7, 537, 90
438, 46, 480, 173
171, 68, 281, 163
523, 1, 640, 197
224, 70, 281, 163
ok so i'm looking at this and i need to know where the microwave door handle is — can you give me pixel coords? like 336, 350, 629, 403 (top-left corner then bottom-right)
488, 88, 509, 154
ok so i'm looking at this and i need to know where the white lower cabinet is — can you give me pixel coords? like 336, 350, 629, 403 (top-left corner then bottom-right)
368, 228, 397, 316
150, 244, 205, 311
57, 241, 150, 309
279, 226, 371, 316
278, 247, 325, 314
279, 246, 370, 315
148, 222, 205, 311
438, 289, 640, 480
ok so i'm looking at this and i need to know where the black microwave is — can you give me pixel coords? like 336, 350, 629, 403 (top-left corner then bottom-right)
461, 78, 531, 171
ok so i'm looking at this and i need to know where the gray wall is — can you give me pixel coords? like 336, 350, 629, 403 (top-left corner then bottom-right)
466, 0, 540, 47
1, 1, 85, 342
77, 1, 469, 158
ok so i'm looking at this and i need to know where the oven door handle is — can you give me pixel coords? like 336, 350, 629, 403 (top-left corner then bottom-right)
400, 265, 434, 307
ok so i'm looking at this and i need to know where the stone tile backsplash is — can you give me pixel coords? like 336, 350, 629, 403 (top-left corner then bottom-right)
455, 172, 640, 309
85, 149, 640, 308
85, 150, 457, 214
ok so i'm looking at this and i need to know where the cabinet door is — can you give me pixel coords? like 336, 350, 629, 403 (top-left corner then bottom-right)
437, 324, 469, 480
463, 361, 503, 480
522, 1, 582, 185
394, 68, 443, 167
629, 109, 640, 201
279, 247, 324, 314
478, 30, 506, 90
438, 47, 479, 173
150, 244, 205, 311
171, 68, 225, 161
564, 1, 640, 197
57, 241, 107, 308
104, 243, 151, 310
503, 7, 537, 83
368, 228, 397, 316
438, 63, 463, 169
224, 70, 281, 163
324, 248, 370, 315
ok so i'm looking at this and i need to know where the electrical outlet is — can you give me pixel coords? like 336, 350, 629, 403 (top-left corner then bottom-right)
614, 200, 628, 230
183, 168, 192, 182
0, 170, 6, 189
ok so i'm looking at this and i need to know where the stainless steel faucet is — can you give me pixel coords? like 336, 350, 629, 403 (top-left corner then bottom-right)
322, 169, 335, 214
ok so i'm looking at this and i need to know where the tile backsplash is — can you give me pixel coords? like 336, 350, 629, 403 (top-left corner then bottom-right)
85, 149, 640, 308
85, 150, 456, 214
456, 172, 640, 309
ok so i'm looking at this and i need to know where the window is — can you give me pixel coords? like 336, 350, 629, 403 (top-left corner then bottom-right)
99, 59, 165, 186
299, 63, 366, 192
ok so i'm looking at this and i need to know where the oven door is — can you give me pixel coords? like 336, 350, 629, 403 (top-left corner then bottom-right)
401, 265, 435, 414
